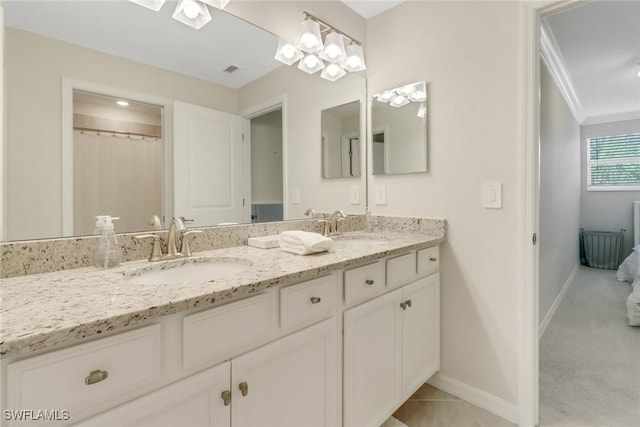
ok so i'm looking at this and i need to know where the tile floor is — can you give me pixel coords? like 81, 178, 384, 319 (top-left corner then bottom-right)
392, 384, 516, 427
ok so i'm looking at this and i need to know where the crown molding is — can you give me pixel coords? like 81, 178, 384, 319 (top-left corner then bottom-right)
581, 110, 640, 126
540, 19, 584, 124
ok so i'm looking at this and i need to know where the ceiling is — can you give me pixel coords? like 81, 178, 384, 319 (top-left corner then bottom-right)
542, 0, 640, 125
340, 0, 405, 19
2, 0, 282, 89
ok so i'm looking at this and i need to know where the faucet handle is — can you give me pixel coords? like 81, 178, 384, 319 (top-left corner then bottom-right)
317, 219, 331, 237
134, 234, 162, 262
181, 230, 202, 257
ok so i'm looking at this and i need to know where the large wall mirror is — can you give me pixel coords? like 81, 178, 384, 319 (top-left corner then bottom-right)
2, 0, 366, 241
371, 81, 427, 175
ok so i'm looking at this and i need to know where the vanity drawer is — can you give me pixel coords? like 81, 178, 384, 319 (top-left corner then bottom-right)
417, 246, 440, 277
183, 293, 274, 371
387, 252, 417, 289
6, 325, 161, 425
280, 274, 338, 331
344, 261, 385, 305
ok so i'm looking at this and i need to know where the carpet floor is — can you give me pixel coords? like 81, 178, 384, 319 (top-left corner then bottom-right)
539, 266, 640, 427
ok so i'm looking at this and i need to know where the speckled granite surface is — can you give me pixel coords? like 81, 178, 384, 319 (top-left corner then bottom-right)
0, 229, 443, 359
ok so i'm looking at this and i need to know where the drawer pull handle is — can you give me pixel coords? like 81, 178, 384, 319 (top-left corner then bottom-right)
430, 257, 437, 262
221, 390, 231, 406
239, 382, 249, 397
365, 279, 375, 286
400, 301, 407, 310
406, 299, 412, 308
310, 297, 322, 304
85, 369, 109, 385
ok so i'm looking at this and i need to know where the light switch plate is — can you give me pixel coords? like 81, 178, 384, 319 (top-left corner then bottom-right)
482, 182, 502, 208
350, 185, 360, 205
375, 184, 387, 205
291, 187, 300, 204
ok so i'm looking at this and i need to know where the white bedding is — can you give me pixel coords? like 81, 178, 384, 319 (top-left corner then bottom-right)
617, 245, 640, 326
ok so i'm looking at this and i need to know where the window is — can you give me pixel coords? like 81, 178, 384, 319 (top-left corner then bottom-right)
587, 133, 640, 191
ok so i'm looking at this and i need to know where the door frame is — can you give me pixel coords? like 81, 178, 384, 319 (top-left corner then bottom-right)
240, 95, 287, 221
61, 79, 173, 235
521, 1, 582, 426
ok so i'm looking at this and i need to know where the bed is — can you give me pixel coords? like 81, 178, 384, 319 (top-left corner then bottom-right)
617, 201, 640, 326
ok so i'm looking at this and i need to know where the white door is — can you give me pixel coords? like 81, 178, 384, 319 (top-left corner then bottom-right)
173, 101, 247, 226
343, 289, 403, 427
402, 275, 440, 397
231, 319, 338, 427
76, 363, 231, 427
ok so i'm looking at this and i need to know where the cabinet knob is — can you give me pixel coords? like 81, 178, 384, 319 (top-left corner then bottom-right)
85, 369, 109, 385
221, 390, 231, 406
406, 299, 412, 308
310, 297, 321, 304
400, 301, 407, 310
239, 381, 249, 397
430, 257, 437, 262
365, 279, 375, 286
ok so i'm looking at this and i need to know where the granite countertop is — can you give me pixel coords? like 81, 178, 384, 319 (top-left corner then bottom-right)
0, 231, 444, 359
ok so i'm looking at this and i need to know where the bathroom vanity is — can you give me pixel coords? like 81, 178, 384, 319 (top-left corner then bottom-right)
0, 230, 443, 426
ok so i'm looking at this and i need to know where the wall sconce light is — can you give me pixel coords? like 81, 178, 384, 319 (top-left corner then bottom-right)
274, 11, 366, 82
130, 0, 229, 29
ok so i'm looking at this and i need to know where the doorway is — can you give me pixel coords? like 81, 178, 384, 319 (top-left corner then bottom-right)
249, 108, 283, 223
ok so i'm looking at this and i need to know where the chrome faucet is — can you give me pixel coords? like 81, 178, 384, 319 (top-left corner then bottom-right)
304, 208, 317, 219
135, 216, 202, 261
329, 210, 347, 236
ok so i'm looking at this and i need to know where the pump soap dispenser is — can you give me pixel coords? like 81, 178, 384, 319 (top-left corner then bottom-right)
94, 216, 123, 269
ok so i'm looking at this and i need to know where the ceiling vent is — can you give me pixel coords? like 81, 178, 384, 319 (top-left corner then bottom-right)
223, 65, 239, 73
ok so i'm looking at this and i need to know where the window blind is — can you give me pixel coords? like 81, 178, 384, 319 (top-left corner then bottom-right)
587, 133, 640, 190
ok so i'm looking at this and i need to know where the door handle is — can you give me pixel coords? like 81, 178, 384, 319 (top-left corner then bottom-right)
239, 381, 249, 397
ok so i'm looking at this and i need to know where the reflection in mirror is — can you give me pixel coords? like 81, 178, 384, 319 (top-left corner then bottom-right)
73, 91, 163, 235
2, 1, 365, 241
321, 101, 361, 178
371, 81, 427, 175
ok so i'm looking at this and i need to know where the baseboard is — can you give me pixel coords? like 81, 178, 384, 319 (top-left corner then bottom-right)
539, 262, 580, 339
428, 373, 519, 424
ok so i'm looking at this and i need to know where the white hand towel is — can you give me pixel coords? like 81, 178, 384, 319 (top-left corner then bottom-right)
279, 230, 333, 252
279, 242, 315, 255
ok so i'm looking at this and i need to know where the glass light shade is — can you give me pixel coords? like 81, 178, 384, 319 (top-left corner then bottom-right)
319, 32, 347, 64
417, 103, 426, 118
321, 63, 346, 81
200, 0, 230, 9
390, 95, 410, 108
274, 38, 303, 65
172, 0, 211, 29
297, 54, 325, 74
294, 18, 323, 53
376, 90, 395, 103
342, 43, 366, 72
396, 84, 416, 97
409, 90, 427, 102
129, 0, 166, 11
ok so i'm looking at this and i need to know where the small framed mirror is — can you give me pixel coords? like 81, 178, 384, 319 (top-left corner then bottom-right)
371, 81, 427, 175
321, 100, 361, 178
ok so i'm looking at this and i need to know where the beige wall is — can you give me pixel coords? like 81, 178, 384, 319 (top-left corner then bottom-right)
539, 62, 581, 324
5, 28, 237, 240
251, 109, 283, 204
367, 1, 523, 406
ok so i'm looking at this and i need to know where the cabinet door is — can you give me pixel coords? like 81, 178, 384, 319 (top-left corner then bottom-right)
343, 288, 403, 427
231, 318, 338, 427
402, 274, 440, 397
75, 363, 231, 427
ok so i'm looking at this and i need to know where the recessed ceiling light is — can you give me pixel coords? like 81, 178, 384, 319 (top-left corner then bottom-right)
116, 100, 130, 107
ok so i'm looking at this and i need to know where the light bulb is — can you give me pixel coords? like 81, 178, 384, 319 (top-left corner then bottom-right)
326, 64, 340, 77
282, 44, 297, 60
183, 0, 200, 19
376, 91, 395, 103
300, 33, 319, 50
304, 55, 319, 68
325, 45, 342, 60
345, 55, 362, 69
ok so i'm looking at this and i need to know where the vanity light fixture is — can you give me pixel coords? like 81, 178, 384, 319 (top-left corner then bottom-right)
274, 11, 366, 82
408, 88, 427, 102
376, 90, 395, 103
374, 81, 427, 109
129, 0, 227, 29
390, 95, 410, 108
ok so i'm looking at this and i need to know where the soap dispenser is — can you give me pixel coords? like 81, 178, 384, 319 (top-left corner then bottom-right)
94, 216, 122, 269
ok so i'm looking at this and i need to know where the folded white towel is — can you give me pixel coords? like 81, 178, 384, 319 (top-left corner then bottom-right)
279, 242, 316, 255
279, 230, 333, 252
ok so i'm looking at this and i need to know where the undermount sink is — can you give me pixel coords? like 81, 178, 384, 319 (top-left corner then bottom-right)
333, 234, 389, 247
126, 257, 253, 285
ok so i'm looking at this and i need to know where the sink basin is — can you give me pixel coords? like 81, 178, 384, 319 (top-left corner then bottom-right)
127, 257, 252, 285
333, 234, 389, 247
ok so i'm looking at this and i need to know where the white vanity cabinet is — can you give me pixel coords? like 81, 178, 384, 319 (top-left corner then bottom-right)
343, 249, 440, 427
